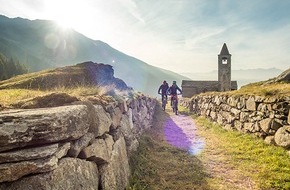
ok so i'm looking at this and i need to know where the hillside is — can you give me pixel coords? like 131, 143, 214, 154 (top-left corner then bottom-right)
0, 15, 189, 96
197, 67, 290, 97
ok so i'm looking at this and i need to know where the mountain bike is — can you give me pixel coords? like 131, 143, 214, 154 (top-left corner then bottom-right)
159, 93, 167, 111
171, 93, 181, 115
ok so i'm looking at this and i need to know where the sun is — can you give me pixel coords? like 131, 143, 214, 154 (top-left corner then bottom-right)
43, 0, 90, 30
55, 17, 75, 29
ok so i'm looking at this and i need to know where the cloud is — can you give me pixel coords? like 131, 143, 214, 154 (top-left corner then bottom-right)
0, 0, 44, 18
117, 0, 145, 24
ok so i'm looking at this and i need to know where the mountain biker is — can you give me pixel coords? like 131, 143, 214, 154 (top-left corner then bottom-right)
167, 81, 182, 108
158, 80, 169, 102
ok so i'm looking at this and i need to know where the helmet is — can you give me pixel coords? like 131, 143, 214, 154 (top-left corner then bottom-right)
173, 81, 176, 85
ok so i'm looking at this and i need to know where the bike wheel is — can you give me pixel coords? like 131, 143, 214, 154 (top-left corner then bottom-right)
162, 99, 166, 111
162, 103, 165, 111
172, 100, 176, 113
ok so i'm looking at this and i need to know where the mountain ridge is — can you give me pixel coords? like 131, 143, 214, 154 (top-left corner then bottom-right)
0, 15, 189, 96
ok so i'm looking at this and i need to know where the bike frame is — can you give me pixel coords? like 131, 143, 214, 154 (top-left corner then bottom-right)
171, 94, 178, 101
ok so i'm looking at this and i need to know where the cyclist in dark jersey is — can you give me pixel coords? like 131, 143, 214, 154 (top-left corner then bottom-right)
167, 81, 182, 107
158, 80, 169, 102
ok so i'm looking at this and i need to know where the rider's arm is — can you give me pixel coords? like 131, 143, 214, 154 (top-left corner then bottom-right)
177, 86, 182, 94
158, 85, 162, 94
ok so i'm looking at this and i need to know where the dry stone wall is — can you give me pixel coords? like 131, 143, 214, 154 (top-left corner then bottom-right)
181, 95, 290, 149
0, 94, 156, 190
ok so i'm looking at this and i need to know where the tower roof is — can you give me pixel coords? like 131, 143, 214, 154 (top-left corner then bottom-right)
220, 43, 230, 55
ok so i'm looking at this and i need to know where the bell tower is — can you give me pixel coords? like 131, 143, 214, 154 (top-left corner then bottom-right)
218, 43, 231, 91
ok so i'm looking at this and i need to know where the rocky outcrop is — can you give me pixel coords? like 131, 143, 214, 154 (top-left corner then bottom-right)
0, 62, 131, 92
181, 95, 290, 149
0, 94, 157, 189
83, 61, 129, 91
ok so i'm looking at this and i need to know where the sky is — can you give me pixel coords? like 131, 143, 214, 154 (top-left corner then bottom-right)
0, 0, 290, 74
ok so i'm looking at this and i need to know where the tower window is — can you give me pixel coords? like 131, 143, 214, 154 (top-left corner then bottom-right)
222, 57, 227, 64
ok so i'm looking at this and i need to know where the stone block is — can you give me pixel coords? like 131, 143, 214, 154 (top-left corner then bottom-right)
246, 97, 257, 111
237, 97, 246, 109
240, 111, 249, 122
118, 99, 128, 114
0, 143, 58, 164
228, 97, 238, 107
0, 143, 69, 183
0, 158, 99, 190
257, 103, 268, 112
224, 124, 234, 131
217, 114, 224, 125
206, 109, 211, 116
110, 107, 122, 129
234, 120, 243, 131
79, 138, 110, 165
67, 133, 95, 157
214, 96, 222, 106
264, 136, 276, 145
99, 137, 129, 190
0, 105, 89, 152
0, 155, 58, 183
260, 118, 272, 134
244, 122, 254, 132
230, 108, 241, 117
89, 105, 112, 137
120, 114, 137, 154
210, 111, 217, 120
104, 134, 114, 157
274, 125, 290, 148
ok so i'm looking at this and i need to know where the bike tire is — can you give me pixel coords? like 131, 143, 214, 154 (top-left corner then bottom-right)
172, 100, 176, 113
162, 99, 166, 111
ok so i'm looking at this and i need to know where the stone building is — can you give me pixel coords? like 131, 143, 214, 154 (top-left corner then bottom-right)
182, 43, 238, 98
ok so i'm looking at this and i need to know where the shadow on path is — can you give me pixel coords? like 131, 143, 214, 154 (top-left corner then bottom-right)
164, 114, 205, 156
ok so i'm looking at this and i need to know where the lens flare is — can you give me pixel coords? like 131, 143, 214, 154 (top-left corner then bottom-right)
164, 115, 205, 155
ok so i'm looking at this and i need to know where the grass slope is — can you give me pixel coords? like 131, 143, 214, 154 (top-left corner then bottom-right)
0, 64, 88, 90
200, 81, 290, 98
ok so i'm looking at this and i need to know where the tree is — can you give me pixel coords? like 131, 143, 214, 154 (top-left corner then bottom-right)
0, 52, 27, 80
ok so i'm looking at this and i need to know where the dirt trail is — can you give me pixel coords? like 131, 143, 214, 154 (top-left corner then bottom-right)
163, 110, 257, 189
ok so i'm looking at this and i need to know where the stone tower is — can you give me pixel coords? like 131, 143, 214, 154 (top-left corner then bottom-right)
218, 43, 231, 91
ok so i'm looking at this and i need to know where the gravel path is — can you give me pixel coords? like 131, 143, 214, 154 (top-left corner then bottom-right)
162, 111, 257, 190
